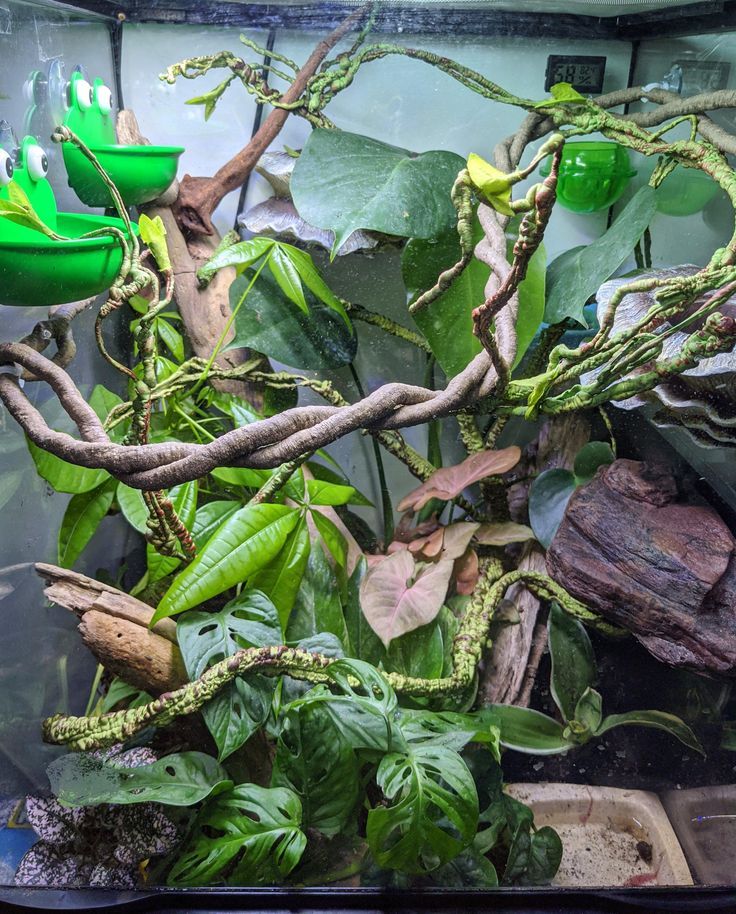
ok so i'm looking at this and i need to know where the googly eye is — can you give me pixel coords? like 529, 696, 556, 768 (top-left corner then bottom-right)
26, 144, 48, 182
96, 84, 113, 116
74, 78, 94, 111
23, 79, 35, 105
0, 150, 13, 186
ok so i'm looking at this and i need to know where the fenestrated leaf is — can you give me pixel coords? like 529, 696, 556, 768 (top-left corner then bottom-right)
226, 270, 356, 370
366, 737, 479, 874
58, 478, 116, 568
167, 784, 306, 886
28, 439, 109, 494
48, 750, 231, 807
544, 186, 657, 326
398, 447, 521, 513
153, 504, 301, 622
528, 468, 576, 549
548, 602, 597, 724
177, 591, 283, 760
272, 703, 359, 837
597, 709, 704, 755
250, 514, 311, 630
491, 704, 575, 754
359, 549, 454, 648
291, 128, 465, 253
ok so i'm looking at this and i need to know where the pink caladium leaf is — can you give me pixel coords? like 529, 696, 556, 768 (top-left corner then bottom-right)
359, 549, 454, 647
453, 547, 480, 595
474, 521, 535, 546
397, 446, 521, 513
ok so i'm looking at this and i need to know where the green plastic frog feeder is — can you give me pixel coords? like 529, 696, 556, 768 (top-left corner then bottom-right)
0, 136, 137, 307
62, 73, 184, 208
540, 141, 636, 213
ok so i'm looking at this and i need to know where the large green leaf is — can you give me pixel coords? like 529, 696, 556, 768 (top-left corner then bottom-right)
597, 710, 704, 754
153, 504, 301, 622
167, 784, 306, 886
403, 229, 485, 378
116, 483, 148, 533
191, 500, 240, 549
548, 602, 597, 724
491, 705, 574, 755
286, 541, 348, 646
366, 737, 478, 874
226, 270, 356, 370
28, 439, 109, 494
291, 128, 464, 252
250, 514, 310, 631
48, 750, 231, 807
58, 478, 116, 568
503, 823, 563, 886
272, 703, 359, 838
385, 620, 444, 680
176, 591, 283, 760
527, 468, 576, 549
544, 186, 658, 326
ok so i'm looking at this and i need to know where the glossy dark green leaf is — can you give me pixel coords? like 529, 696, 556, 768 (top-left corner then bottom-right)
48, 750, 231, 807
226, 270, 356, 370
272, 703, 359, 837
430, 848, 498, 887
307, 462, 373, 507
286, 542, 348, 646
573, 441, 615, 484
528, 467, 576, 549
58, 478, 116, 568
250, 514, 311, 630
548, 602, 597, 723
385, 620, 444, 680
116, 483, 148, 533
167, 784, 306, 886
153, 504, 301, 622
491, 704, 574, 755
503, 823, 562, 886
306, 479, 359, 507
292, 128, 465, 252
544, 186, 657, 326
177, 591, 282, 760
191, 500, 240, 550
197, 236, 273, 285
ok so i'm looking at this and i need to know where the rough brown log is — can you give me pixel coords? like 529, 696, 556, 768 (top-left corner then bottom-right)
35, 563, 187, 694
547, 459, 736, 676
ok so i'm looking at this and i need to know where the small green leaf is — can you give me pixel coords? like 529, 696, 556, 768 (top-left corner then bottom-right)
503, 823, 563, 886
573, 441, 615, 484
534, 81, 586, 108
597, 709, 704, 755
116, 483, 148, 534
491, 705, 574, 754
154, 504, 301, 622
276, 244, 351, 326
167, 784, 306, 886
58, 479, 116, 568
197, 237, 274, 285
467, 153, 514, 216
306, 479, 358, 506
1, 181, 56, 236
48, 750, 231, 807
528, 468, 576, 549
138, 213, 171, 272
268, 244, 308, 313
571, 687, 604, 738
548, 602, 597, 723
186, 74, 235, 121
156, 318, 185, 363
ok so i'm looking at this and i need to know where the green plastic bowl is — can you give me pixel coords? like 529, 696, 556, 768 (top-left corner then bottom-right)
541, 141, 636, 213
62, 142, 184, 208
0, 212, 136, 307
62, 73, 184, 208
0, 135, 138, 307
640, 160, 721, 217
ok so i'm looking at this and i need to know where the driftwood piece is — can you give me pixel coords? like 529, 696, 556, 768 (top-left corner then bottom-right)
35, 563, 187, 694
479, 414, 590, 705
117, 110, 262, 406
547, 459, 736, 676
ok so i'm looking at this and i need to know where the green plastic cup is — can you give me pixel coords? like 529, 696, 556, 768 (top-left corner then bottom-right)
540, 141, 636, 213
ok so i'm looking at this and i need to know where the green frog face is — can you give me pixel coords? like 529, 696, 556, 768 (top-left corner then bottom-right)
64, 72, 116, 147
0, 136, 57, 234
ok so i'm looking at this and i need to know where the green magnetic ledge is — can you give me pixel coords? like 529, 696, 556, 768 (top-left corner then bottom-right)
541, 141, 636, 213
0, 136, 138, 307
62, 72, 184, 208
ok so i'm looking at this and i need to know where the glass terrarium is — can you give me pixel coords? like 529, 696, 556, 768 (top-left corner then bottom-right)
2, 0, 736, 908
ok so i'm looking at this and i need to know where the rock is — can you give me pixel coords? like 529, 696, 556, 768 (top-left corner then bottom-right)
546, 459, 736, 676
